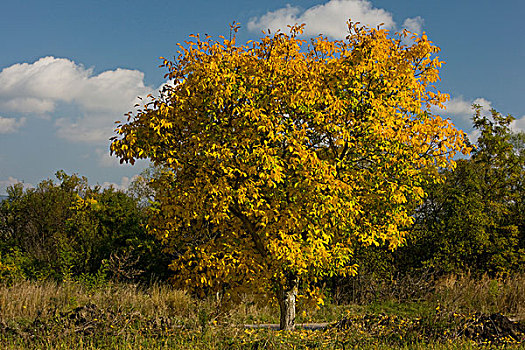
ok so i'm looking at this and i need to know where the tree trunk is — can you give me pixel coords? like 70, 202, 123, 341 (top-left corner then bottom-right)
277, 274, 298, 331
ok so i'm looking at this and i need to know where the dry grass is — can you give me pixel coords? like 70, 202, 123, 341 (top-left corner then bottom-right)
432, 272, 525, 320
0, 280, 283, 330
0, 275, 524, 349
0, 280, 195, 323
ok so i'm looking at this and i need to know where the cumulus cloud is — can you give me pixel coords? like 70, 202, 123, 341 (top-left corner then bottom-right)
402, 16, 424, 35
100, 175, 139, 192
96, 147, 125, 168
432, 96, 525, 142
430, 96, 494, 143
448, 98, 525, 135
1, 98, 55, 114
439, 96, 473, 117
434, 96, 493, 121
0, 176, 21, 188
248, 4, 303, 34
248, 0, 396, 39
0, 56, 154, 143
0, 176, 34, 194
511, 116, 525, 133
56, 114, 118, 143
0, 116, 26, 133
247, 0, 428, 40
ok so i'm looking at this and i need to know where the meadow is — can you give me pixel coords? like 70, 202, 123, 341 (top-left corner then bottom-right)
1, 273, 524, 349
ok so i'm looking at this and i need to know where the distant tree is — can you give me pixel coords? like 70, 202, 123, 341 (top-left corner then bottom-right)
126, 164, 165, 208
111, 22, 469, 330
0, 171, 171, 282
510, 131, 525, 242
0, 172, 88, 279
68, 185, 173, 282
409, 107, 525, 275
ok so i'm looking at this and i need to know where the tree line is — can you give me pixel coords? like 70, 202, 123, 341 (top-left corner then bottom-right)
0, 170, 172, 284
0, 106, 522, 285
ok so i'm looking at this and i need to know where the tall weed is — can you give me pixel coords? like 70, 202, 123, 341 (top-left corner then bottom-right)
432, 272, 525, 319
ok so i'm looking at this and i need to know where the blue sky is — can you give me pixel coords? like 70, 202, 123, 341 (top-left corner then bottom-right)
1, 0, 524, 194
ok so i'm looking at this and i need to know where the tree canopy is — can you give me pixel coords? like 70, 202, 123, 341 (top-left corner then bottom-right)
111, 22, 470, 330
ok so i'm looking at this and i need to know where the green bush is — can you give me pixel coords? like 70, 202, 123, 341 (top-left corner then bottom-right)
409, 108, 524, 276
0, 171, 172, 283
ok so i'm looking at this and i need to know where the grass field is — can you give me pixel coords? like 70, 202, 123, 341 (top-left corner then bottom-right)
0, 274, 524, 349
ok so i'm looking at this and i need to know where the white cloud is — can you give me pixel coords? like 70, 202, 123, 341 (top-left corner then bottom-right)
443, 97, 525, 135
472, 98, 493, 112
0, 57, 88, 112
402, 16, 424, 35
0, 116, 26, 133
435, 96, 493, 121
510, 116, 525, 133
100, 175, 139, 192
56, 114, 119, 144
94, 148, 149, 169
248, 0, 396, 39
96, 147, 125, 168
1, 98, 55, 114
248, 4, 302, 34
443, 96, 473, 116
431, 96, 495, 143
0, 176, 21, 188
468, 129, 482, 144
432, 96, 525, 142
247, 1, 429, 43
0, 56, 154, 143
0, 176, 34, 194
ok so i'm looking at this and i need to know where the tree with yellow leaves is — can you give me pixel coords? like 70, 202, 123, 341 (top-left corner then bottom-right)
111, 22, 470, 330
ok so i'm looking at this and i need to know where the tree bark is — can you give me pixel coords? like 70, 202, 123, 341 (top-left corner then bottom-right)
277, 274, 299, 331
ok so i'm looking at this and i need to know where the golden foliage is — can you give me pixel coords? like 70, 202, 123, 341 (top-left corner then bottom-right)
111, 22, 470, 300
